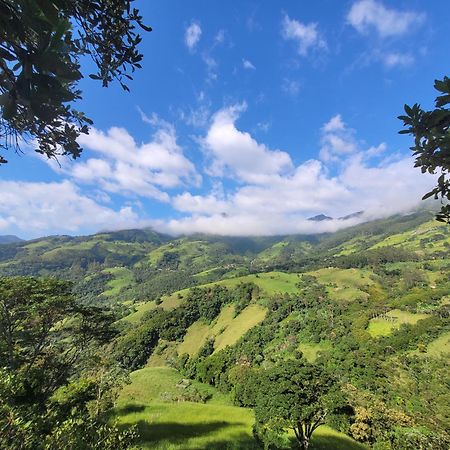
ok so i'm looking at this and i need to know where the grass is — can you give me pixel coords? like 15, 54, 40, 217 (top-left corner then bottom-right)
102, 267, 134, 296
297, 341, 332, 363
214, 305, 266, 352
367, 309, 430, 337
115, 367, 367, 450
369, 219, 450, 253
123, 271, 300, 324
123, 296, 183, 324
426, 331, 450, 357
178, 304, 267, 356
307, 267, 374, 301
202, 271, 302, 296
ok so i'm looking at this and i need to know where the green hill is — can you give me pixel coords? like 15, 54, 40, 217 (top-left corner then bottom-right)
1, 211, 449, 448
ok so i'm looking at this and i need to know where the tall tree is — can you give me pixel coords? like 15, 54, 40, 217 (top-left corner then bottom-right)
399, 76, 450, 222
0, 0, 151, 164
254, 359, 341, 450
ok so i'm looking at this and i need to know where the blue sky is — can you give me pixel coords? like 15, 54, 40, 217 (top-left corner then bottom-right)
1, 0, 449, 238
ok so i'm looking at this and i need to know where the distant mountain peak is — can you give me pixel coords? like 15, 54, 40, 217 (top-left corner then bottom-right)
307, 211, 364, 222
307, 214, 333, 221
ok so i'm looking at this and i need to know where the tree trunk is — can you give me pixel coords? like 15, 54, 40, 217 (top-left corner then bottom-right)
295, 422, 310, 450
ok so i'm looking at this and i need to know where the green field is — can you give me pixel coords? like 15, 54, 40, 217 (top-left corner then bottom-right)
307, 267, 374, 301
123, 271, 300, 324
102, 267, 135, 296
369, 220, 450, 253
298, 341, 332, 362
115, 367, 367, 450
367, 309, 430, 337
426, 331, 450, 357
178, 304, 267, 356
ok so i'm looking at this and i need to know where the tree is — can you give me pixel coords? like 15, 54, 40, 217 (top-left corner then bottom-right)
0, 276, 134, 449
0, 0, 151, 164
399, 76, 450, 222
254, 359, 341, 450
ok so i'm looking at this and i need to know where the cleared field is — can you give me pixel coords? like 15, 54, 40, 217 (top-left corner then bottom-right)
123, 271, 300, 324
214, 304, 266, 352
123, 295, 183, 324
116, 367, 367, 450
367, 309, 430, 337
426, 331, 450, 357
102, 267, 134, 296
178, 304, 267, 356
298, 341, 332, 363
369, 220, 450, 253
307, 267, 374, 301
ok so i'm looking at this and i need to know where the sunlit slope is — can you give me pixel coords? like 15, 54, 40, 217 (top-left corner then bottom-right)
116, 367, 367, 450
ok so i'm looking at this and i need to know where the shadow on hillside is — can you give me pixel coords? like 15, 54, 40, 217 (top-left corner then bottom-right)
199, 433, 261, 449
114, 404, 146, 414
310, 433, 367, 450
133, 420, 252, 447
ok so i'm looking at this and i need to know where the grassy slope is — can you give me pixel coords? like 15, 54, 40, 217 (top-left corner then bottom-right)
123, 271, 299, 325
307, 267, 375, 301
425, 331, 450, 356
369, 219, 450, 253
102, 267, 134, 296
116, 367, 367, 450
178, 304, 267, 357
367, 309, 430, 337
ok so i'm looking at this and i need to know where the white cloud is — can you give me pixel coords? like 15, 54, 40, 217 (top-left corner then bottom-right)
347, 0, 425, 38
202, 53, 218, 82
242, 59, 256, 70
322, 114, 345, 133
9, 112, 438, 238
381, 52, 414, 68
214, 29, 225, 44
162, 113, 436, 236
201, 104, 293, 183
281, 14, 327, 56
0, 180, 145, 238
185, 22, 202, 51
282, 78, 301, 97
55, 122, 200, 201
320, 115, 358, 161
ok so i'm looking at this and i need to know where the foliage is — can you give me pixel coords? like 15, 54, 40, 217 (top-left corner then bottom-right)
0, 0, 150, 163
254, 359, 343, 450
0, 276, 134, 449
399, 76, 450, 222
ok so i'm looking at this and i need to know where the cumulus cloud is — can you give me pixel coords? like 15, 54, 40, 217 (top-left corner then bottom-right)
162, 112, 436, 236
347, 0, 425, 38
185, 22, 202, 51
281, 14, 327, 56
201, 103, 293, 183
54, 122, 200, 201
0, 180, 145, 238
320, 114, 358, 162
7, 111, 437, 238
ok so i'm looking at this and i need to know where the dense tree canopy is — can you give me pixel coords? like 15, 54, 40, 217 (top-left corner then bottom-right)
0, 276, 134, 449
0, 0, 150, 164
399, 76, 450, 222
254, 359, 340, 450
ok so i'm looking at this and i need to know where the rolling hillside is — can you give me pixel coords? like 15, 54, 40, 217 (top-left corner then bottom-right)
1, 210, 449, 449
